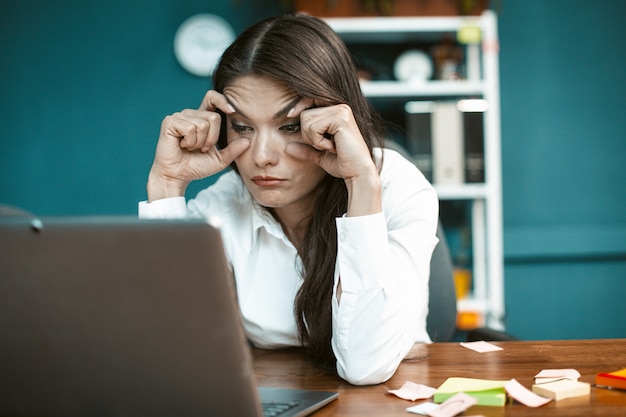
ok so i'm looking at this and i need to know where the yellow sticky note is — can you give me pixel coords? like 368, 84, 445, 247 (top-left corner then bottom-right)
532, 379, 590, 401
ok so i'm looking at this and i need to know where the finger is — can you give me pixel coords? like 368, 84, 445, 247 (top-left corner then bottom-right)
175, 110, 221, 151
287, 97, 315, 118
218, 138, 251, 166
301, 120, 337, 153
285, 142, 338, 178
197, 111, 222, 152
198, 90, 235, 114
163, 114, 199, 150
284, 142, 323, 164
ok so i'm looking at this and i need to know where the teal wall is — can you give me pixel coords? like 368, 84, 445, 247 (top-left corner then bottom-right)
497, 1, 626, 339
1, 1, 625, 339
0, 0, 281, 215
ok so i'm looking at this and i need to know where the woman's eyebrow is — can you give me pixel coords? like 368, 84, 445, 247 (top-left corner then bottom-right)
273, 96, 302, 120
225, 96, 302, 121
225, 99, 249, 120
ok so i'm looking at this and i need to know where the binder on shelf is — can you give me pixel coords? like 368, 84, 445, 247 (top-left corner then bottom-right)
459, 99, 487, 183
432, 101, 464, 185
404, 99, 486, 186
404, 101, 434, 182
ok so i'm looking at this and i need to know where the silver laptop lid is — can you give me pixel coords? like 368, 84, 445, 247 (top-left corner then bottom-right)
0, 216, 262, 416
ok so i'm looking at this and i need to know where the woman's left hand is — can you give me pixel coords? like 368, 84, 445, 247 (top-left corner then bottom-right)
285, 99, 382, 217
285, 99, 376, 183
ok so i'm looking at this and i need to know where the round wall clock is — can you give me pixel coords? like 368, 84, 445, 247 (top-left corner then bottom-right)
174, 14, 236, 77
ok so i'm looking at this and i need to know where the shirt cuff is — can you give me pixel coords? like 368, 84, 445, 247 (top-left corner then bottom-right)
335, 212, 388, 293
138, 197, 188, 219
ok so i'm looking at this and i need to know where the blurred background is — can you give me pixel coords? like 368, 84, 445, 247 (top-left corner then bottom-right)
1, 0, 624, 340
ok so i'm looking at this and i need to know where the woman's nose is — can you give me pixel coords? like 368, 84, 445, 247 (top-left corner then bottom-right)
251, 131, 279, 167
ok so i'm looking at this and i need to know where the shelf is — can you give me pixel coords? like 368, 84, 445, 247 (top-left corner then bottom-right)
361, 80, 484, 98
435, 183, 488, 200
326, 16, 483, 38
327, 10, 505, 331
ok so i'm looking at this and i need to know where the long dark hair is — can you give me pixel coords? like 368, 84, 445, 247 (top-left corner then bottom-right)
213, 14, 385, 369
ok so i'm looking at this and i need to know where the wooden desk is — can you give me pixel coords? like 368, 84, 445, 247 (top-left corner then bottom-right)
253, 339, 626, 416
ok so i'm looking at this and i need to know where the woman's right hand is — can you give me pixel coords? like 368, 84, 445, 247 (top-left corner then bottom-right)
147, 90, 250, 202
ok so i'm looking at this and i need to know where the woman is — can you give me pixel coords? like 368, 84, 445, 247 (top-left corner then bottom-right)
139, 14, 438, 385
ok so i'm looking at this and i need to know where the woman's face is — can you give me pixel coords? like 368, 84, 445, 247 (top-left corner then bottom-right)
223, 75, 327, 218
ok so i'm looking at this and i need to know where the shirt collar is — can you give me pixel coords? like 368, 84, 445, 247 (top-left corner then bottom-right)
250, 198, 292, 247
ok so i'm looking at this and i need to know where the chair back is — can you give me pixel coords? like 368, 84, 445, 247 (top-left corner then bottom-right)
427, 222, 458, 342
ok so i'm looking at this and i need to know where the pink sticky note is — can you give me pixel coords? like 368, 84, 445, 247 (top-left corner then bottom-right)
427, 392, 478, 417
406, 402, 440, 415
505, 379, 552, 408
388, 381, 437, 401
460, 340, 503, 353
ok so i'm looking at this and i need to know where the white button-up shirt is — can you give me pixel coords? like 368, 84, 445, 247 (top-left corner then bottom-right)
138, 148, 438, 385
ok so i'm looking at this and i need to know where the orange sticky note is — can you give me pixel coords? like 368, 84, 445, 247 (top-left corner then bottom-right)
596, 368, 626, 390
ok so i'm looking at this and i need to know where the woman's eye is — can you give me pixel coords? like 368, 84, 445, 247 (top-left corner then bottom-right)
231, 123, 252, 135
280, 123, 301, 134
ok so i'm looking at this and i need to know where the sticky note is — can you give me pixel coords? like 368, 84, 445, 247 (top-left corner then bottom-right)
596, 368, 626, 390
504, 379, 552, 408
427, 392, 478, 417
406, 402, 440, 415
460, 340, 503, 353
534, 369, 580, 384
532, 379, 590, 400
434, 377, 508, 406
388, 381, 436, 401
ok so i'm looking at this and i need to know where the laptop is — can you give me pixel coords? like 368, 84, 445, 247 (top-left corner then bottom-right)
0, 215, 338, 417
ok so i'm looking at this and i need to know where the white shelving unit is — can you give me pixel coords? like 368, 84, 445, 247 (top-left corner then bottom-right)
327, 10, 505, 330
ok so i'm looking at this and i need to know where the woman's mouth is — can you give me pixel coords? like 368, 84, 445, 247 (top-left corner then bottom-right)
251, 176, 285, 186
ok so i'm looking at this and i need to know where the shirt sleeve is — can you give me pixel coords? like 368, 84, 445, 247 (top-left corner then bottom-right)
331, 149, 438, 385
137, 172, 239, 221
138, 197, 188, 219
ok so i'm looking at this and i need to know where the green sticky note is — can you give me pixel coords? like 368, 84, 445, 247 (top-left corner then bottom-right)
434, 377, 508, 407
434, 387, 507, 406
